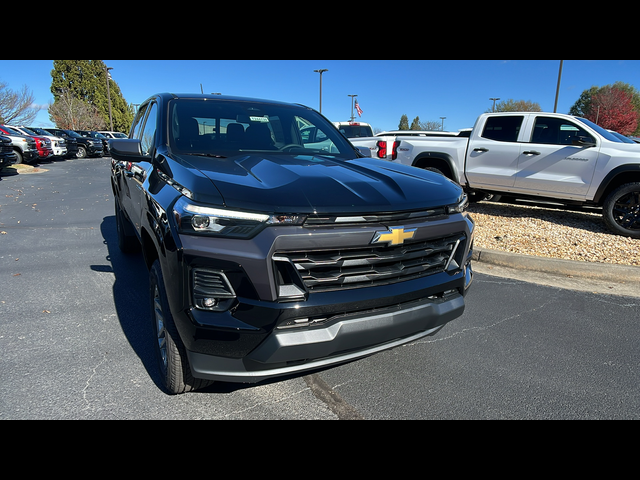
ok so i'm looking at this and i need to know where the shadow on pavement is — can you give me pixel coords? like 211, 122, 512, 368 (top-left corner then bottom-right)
96, 215, 163, 391
96, 214, 262, 395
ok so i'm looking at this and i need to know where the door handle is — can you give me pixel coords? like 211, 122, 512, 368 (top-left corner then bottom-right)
523, 150, 541, 155
473, 148, 489, 152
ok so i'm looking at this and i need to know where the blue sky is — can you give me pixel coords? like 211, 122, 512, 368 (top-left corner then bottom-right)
1, 60, 639, 133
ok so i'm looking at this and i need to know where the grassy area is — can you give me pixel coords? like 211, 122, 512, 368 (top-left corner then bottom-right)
1, 163, 48, 174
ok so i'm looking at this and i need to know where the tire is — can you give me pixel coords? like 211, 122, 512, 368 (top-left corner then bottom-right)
602, 182, 640, 238
150, 260, 214, 394
114, 198, 140, 254
77, 145, 87, 158
13, 149, 23, 164
424, 166, 445, 177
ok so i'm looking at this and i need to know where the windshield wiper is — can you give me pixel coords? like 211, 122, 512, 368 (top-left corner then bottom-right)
190, 153, 227, 158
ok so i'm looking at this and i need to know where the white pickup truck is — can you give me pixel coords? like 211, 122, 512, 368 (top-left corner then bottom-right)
350, 129, 467, 162
353, 112, 640, 238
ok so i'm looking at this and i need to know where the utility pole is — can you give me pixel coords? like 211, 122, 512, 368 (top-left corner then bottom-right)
490, 97, 500, 113
105, 66, 114, 131
554, 60, 563, 113
440, 117, 446, 131
313, 69, 328, 113
348, 94, 358, 122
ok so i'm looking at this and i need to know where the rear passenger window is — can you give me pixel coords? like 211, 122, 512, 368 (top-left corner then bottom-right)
481, 116, 523, 142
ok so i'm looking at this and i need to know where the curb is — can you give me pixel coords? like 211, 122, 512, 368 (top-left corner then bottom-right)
472, 248, 640, 284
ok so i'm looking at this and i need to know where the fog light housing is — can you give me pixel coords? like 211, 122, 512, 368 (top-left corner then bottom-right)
192, 269, 236, 311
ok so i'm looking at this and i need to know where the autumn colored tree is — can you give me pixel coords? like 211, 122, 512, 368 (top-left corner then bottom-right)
48, 89, 106, 130
569, 82, 640, 135
584, 87, 639, 136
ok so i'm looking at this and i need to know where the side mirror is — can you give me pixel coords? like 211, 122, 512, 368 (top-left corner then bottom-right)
355, 146, 372, 157
572, 136, 596, 148
110, 138, 143, 161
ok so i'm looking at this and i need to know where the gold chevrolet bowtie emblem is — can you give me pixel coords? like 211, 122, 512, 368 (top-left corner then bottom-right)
372, 226, 416, 246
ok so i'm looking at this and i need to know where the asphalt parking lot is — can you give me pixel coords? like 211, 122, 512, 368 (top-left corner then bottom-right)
2, 156, 640, 419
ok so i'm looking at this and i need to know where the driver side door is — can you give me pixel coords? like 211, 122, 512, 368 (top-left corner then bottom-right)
513, 116, 600, 200
122, 101, 158, 230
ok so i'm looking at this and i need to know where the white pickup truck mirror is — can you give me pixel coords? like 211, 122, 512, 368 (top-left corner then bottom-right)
355, 146, 372, 157
572, 136, 596, 148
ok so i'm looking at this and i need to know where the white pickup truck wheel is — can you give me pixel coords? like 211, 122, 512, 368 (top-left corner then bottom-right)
603, 182, 640, 238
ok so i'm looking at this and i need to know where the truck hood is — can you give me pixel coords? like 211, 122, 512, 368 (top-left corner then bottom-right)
183, 153, 462, 214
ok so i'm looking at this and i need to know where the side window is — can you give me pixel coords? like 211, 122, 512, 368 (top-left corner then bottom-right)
138, 102, 158, 155
130, 103, 149, 141
481, 116, 523, 142
531, 117, 595, 146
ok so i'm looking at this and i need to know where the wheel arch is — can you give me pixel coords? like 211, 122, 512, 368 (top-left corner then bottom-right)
412, 153, 458, 182
140, 226, 160, 271
593, 165, 640, 205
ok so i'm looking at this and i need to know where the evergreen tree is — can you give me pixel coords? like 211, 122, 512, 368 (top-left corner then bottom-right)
410, 116, 421, 130
398, 114, 409, 130
486, 99, 542, 113
50, 60, 133, 132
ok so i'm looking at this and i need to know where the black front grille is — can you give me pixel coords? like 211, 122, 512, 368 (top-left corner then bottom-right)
275, 233, 466, 293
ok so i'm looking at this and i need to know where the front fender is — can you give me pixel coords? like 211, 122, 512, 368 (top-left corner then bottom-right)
591, 164, 640, 203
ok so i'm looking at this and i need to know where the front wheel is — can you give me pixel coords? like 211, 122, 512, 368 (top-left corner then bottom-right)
76, 145, 87, 158
602, 182, 640, 238
150, 260, 214, 394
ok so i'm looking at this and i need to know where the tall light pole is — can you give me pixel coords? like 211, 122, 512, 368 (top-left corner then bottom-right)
348, 94, 358, 122
313, 69, 328, 113
440, 116, 446, 131
490, 97, 500, 113
105, 65, 114, 131
553, 60, 563, 113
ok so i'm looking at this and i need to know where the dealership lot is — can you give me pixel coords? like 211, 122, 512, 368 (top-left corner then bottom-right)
1, 157, 640, 419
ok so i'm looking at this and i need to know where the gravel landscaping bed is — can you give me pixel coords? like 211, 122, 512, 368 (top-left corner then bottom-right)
467, 201, 639, 267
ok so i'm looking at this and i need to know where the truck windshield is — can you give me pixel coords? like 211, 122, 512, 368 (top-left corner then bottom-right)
169, 99, 356, 159
575, 117, 628, 143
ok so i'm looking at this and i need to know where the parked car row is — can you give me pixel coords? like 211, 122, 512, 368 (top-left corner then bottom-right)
0, 126, 128, 167
0, 134, 17, 169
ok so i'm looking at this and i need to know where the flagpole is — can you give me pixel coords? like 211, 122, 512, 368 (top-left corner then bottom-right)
348, 94, 357, 122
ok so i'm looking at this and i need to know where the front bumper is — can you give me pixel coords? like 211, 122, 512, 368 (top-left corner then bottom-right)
23, 149, 39, 162
168, 212, 474, 383
52, 146, 67, 157
187, 282, 468, 383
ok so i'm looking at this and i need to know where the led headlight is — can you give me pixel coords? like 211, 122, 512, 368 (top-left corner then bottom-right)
174, 197, 305, 239
446, 193, 469, 214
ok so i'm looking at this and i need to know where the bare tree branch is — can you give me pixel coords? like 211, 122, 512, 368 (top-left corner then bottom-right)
0, 81, 38, 125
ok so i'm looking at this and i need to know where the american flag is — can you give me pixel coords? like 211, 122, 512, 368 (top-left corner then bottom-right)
355, 99, 363, 117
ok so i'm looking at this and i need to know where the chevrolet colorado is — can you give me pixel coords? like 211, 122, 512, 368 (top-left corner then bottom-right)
110, 93, 474, 394
355, 113, 640, 238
